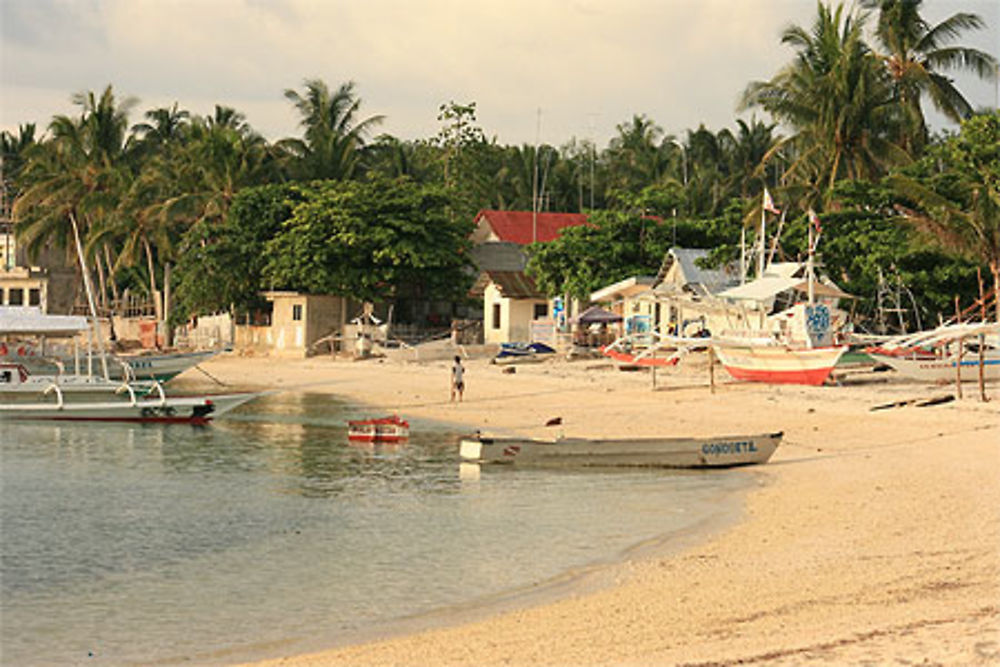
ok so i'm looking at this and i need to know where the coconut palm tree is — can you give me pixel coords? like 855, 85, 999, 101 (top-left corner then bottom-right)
741, 2, 908, 205
606, 114, 670, 196
14, 86, 137, 312
280, 79, 384, 181
861, 0, 998, 154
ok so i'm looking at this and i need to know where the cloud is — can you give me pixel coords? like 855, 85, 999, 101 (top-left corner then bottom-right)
2, 0, 996, 147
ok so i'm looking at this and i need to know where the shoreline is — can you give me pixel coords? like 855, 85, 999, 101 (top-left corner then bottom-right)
179, 352, 999, 665
215, 460, 756, 665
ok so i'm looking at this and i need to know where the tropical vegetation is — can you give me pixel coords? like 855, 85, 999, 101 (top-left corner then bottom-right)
1, 0, 996, 334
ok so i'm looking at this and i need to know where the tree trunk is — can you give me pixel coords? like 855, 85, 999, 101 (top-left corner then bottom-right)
143, 235, 163, 325
103, 245, 120, 311
94, 249, 108, 313
992, 261, 999, 324
163, 261, 172, 348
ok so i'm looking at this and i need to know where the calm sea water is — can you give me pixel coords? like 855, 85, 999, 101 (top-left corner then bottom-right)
1, 393, 759, 664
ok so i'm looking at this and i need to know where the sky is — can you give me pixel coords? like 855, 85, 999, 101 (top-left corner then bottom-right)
1, 0, 998, 149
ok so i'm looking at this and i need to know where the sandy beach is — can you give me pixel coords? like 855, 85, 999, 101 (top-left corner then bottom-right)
187, 350, 1000, 666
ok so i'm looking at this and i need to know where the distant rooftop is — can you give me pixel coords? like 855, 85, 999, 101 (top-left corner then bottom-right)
472, 210, 589, 245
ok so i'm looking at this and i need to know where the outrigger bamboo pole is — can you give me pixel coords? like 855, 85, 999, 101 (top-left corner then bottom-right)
70, 211, 110, 381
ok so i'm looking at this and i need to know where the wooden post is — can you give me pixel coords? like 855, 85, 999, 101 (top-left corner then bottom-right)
955, 296, 963, 400
978, 269, 988, 402
709, 347, 716, 394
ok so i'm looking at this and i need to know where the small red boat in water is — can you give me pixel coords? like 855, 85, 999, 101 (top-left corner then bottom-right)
347, 415, 410, 443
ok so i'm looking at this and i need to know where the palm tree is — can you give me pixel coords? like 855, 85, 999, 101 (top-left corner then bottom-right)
861, 0, 998, 154
741, 2, 908, 205
725, 117, 779, 199
280, 79, 384, 180
129, 112, 276, 332
606, 114, 670, 195
132, 103, 190, 147
14, 86, 137, 312
1, 123, 37, 190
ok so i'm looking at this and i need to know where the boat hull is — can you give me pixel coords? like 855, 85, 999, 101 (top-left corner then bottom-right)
459, 432, 782, 468
346, 416, 410, 443
869, 352, 1000, 383
0, 392, 261, 424
713, 344, 847, 386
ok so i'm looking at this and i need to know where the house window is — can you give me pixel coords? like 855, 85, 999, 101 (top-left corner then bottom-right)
29, 288, 41, 306
533, 303, 548, 319
8, 288, 23, 306
492, 303, 501, 330
292, 304, 303, 321
0, 288, 4, 304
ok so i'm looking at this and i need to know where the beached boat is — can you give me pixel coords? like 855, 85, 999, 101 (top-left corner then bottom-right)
459, 431, 782, 468
868, 351, 999, 383
493, 341, 556, 364
713, 342, 848, 386
347, 415, 410, 443
1, 307, 224, 383
0, 386, 262, 424
864, 321, 999, 383
7, 348, 225, 383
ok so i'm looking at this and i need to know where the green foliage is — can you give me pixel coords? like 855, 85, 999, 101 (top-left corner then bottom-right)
172, 183, 302, 322
816, 178, 984, 330
262, 176, 474, 303
526, 209, 736, 299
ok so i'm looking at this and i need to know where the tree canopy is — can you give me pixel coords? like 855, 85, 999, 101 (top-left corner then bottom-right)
4, 1, 997, 330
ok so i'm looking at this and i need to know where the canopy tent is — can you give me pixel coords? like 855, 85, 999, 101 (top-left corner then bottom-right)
0, 307, 89, 336
718, 276, 854, 302
573, 305, 623, 325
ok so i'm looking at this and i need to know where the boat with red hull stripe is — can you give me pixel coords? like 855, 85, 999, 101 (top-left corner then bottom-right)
712, 344, 847, 386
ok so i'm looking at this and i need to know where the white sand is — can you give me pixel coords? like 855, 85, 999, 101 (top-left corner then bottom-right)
184, 351, 999, 665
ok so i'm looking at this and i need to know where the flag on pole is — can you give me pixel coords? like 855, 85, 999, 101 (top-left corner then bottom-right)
762, 188, 780, 215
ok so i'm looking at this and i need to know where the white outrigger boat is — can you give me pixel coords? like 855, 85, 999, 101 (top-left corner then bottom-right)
0, 382, 262, 424
865, 321, 1000, 383
459, 431, 782, 468
0, 361, 158, 401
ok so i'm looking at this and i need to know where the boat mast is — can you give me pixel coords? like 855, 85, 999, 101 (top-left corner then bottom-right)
740, 227, 746, 285
758, 198, 766, 278
70, 212, 110, 380
807, 216, 815, 306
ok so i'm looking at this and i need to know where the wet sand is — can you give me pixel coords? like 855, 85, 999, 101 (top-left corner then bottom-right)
186, 351, 999, 665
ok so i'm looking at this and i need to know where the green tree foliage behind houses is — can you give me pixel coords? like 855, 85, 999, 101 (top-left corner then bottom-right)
3, 0, 997, 330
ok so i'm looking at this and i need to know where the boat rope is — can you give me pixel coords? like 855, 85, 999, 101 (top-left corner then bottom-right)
193, 364, 228, 386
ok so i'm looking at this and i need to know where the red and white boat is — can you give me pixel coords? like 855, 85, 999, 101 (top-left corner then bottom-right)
347, 415, 410, 443
712, 342, 847, 386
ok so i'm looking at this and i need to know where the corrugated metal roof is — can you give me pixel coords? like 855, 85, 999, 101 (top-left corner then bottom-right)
469, 241, 528, 272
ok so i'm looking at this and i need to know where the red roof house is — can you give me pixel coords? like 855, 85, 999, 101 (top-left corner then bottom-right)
471, 210, 589, 246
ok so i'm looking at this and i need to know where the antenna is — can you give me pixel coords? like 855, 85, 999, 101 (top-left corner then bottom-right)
532, 107, 541, 243
588, 113, 597, 210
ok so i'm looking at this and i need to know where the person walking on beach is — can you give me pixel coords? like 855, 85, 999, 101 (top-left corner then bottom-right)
451, 355, 465, 402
